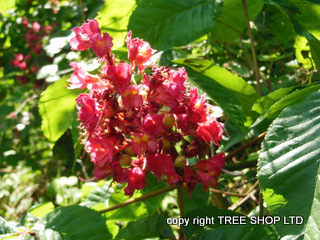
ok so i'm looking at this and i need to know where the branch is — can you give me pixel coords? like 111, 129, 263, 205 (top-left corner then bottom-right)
99, 185, 176, 214
242, 0, 262, 96
228, 180, 259, 211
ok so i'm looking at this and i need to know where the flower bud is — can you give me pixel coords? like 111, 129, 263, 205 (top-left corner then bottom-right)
163, 113, 175, 128
119, 154, 132, 167
175, 155, 186, 168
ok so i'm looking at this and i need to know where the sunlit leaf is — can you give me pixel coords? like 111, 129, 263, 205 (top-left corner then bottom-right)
212, 0, 264, 42
97, 0, 137, 49
30, 202, 55, 218
38, 77, 84, 143
128, 0, 224, 50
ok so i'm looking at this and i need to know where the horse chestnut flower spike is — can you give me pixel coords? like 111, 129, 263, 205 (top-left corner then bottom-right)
68, 19, 226, 196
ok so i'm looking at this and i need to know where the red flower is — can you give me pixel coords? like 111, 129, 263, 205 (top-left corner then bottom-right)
10, 54, 27, 70
131, 132, 157, 155
126, 31, 156, 71
85, 137, 114, 167
124, 167, 146, 197
143, 113, 164, 135
196, 153, 225, 190
147, 154, 182, 186
107, 62, 131, 89
93, 164, 113, 179
197, 117, 224, 145
76, 94, 99, 134
121, 85, 143, 109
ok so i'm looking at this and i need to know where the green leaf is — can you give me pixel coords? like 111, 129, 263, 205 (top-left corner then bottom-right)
105, 190, 148, 221
188, 224, 278, 240
174, 58, 259, 130
274, 0, 320, 70
183, 184, 210, 213
128, 0, 224, 50
252, 86, 296, 115
182, 206, 242, 237
258, 90, 320, 238
97, 0, 137, 49
0, 0, 15, 16
115, 214, 175, 240
252, 84, 320, 128
38, 77, 84, 143
291, 0, 320, 40
212, 0, 264, 42
264, 5, 295, 45
30, 202, 55, 218
0, 217, 18, 235
43, 205, 112, 240
81, 181, 112, 208
290, 16, 320, 70
141, 174, 168, 215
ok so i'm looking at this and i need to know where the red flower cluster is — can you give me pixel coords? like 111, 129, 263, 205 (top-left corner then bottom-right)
69, 20, 225, 196
10, 17, 54, 86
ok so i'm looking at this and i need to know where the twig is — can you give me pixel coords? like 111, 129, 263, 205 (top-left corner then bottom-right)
6, 94, 38, 119
99, 185, 176, 213
209, 188, 248, 197
228, 180, 259, 211
79, 0, 86, 21
225, 132, 266, 161
242, 0, 262, 96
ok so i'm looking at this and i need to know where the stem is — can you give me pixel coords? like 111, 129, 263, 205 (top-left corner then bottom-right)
99, 185, 176, 214
225, 132, 266, 161
6, 94, 37, 119
228, 180, 259, 211
242, 0, 262, 96
176, 182, 185, 240
209, 188, 249, 197
79, 0, 86, 21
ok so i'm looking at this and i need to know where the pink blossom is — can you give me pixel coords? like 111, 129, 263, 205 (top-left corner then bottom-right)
85, 137, 114, 167
197, 117, 224, 145
196, 153, 225, 190
124, 167, 146, 197
121, 85, 143, 109
32, 22, 41, 32
126, 31, 156, 71
76, 94, 99, 134
70, 19, 101, 51
147, 153, 182, 185
68, 62, 106, 91
91, 32, 113, 58
107, 62, 131, 89
131, 132, 157, 155
143, 114, 164, 135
